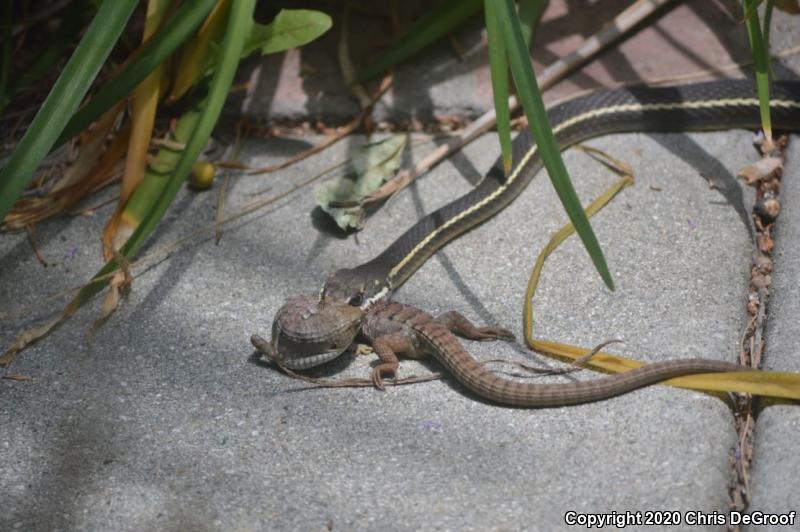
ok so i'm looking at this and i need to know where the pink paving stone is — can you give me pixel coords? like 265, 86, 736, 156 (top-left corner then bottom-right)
235, 1, 797, 122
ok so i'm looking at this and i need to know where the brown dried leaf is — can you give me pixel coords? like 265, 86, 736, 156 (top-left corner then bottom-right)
758, 198, 781, 221
91, 246, 133, 334
737, 157, 783, 185
5, 125, 129, 230
50, 103, 122, 194
775, 0, 800, 14
746, 297, 759, 316
754, 255, 773, 274
0, 314, 70, 367
757, 233, 775, 254
2, 373, 33, 381
574, 144, 634, 177
751, 273, 772, 290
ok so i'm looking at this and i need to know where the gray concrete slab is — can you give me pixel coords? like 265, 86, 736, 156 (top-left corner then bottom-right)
1, 127, 786, 530
3, 1, 800, 529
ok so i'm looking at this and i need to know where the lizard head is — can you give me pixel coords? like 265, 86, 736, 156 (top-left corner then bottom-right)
266, 294, 364, 369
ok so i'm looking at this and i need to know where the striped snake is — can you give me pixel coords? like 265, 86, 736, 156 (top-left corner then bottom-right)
321, 80, 800, 307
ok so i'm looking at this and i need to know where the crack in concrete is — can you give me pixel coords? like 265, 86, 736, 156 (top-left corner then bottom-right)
726, 134, 789, 532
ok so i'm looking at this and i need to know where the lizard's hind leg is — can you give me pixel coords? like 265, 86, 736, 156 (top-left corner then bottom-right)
435, 311, 514, 342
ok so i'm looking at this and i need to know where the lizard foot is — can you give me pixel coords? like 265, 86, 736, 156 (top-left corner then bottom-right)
371, 362, 399, 391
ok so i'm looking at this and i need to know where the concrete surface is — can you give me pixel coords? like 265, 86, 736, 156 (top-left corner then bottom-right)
2, 1, 800, 531
2, 128, 795, 530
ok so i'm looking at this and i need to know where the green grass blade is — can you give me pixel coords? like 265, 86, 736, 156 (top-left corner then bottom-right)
0, 0, 12, 115
354, 0, 482, 84
495, 0, 613, 290
0, 0, 138, 224
72, 0, 255, 307
484, 1, 512, 175
518, 0, 548, 48
762, 0, 773, 45
184, 8, 332, 92
742, 0, 772, 140
56, 0, 219, 147
244, 9, 332, 55
762, 0, 775, 77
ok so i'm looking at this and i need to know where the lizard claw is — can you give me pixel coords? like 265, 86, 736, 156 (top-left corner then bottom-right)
371, 363, 398, 391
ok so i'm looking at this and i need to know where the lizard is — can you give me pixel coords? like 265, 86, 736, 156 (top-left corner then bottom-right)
251, 294, 744, 407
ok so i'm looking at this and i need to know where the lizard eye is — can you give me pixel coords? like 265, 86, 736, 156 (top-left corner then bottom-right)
348, 293, 363, 306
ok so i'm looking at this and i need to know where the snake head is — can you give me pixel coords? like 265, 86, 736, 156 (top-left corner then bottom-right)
267, 294, 364, 369
321, 267, 391, 307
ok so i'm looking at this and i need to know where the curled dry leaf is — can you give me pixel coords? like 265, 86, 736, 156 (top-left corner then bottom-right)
775, 0, 800, 14
746, 294, 759, 316
574, 144, 634, 177
751, 273, 772, 290
737, 156, 783, 185
5, 108, 128, 230
314, 134, 408, 230
754, 197, 781, 223
0, 314, 70, 367
2, 373, 33, 381
91, 246, 134, 336
754, 255, 773, 274
757, 233, 775, 254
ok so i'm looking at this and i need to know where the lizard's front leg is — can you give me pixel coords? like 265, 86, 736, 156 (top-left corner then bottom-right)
435, 311, 514, 341
370, 332, 419, 390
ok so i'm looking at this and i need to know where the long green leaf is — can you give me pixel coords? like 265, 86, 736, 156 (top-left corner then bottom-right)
244, 9, 332, 55
192, 8, 332, 86
0, 0, 12, 115
484, 1, 512, 175
495, 0, 613, 290
0, 0, 138, 224
72, 0, 255, 308
56, 0, 219, 147
762, 0, 775, 77
742, 0, 772, 140
354, 0, 482, 83
518, 0, 548, 48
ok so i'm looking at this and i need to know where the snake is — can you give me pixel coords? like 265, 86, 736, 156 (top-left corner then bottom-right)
321, 79, 800, 307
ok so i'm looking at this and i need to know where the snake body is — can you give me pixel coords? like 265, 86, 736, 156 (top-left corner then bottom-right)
323, 80, 800, 305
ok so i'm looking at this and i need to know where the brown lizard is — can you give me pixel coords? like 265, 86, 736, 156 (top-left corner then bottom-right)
252, 294, 744, 407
